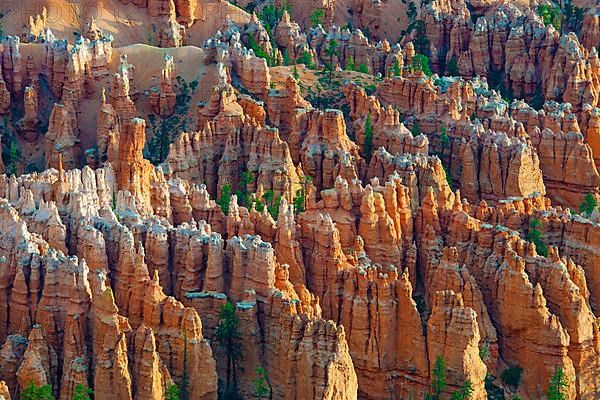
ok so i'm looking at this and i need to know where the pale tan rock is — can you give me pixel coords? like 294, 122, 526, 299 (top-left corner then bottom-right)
45, 103, 80, 170
427, 291, 487, 399
16, 326, 58, 398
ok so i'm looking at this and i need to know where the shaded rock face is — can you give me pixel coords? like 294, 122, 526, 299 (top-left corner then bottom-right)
3, 2, 600, 400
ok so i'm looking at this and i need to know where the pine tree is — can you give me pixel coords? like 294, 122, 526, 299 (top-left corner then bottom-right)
501, 366, 523, 389
73, 384, 92, 400
181, 332, 190, 400
217, 185, 232, 215
324, 39, 339, 83
345, 56, 355, 71
450, 380, 473, 400
439, 124, 450, 146
298, 50, 315, 69
293, 188, 305, 214
252, 367, 269, 399
411, 54, 432, 76
215, 301, 243, 394
410, 121, 422, 137
579, 193, 598, 216
431, 355, 447, 400
363, 113, 374, 163
447, 57, 459, 76
548, 367, 568, 400
293, 175, 312, 213
392, 59, 401, 77
235, 171, 254, 207
283, 49, 291, 66
309, 9, 325, 27
268, 195, 282, 220
166, 384, 181, 400
526, 218, 548, 257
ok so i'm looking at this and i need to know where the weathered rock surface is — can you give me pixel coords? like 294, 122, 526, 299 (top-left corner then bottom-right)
1, 3, 600, 399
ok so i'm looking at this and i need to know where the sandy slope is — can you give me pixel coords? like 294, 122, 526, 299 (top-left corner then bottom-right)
1, 0, 250, 47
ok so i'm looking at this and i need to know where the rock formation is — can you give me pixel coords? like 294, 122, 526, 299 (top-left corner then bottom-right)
0, 1, 599, 399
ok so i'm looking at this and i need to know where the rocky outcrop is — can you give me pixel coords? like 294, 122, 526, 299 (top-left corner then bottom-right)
91, 285, 133, 400
345, 83, 429, 158
132, 325, 172, 400
115, 118, 155, 215
165, 83, 300, 202
45, 103, 80, 170
148, 0, 187, 47
266, 75, 312, 138
530, 127, 600, 208
290, 109, 362, 191
149, 54, 177, 117
416, 3, 600, 111
110, 55, 137, 122
0, 382, 10, 400
339, 266, 429, 399
17, 85, 39, 142
459, 131, 546, 203
97, 89, 120, 164
581, 8, 600, 52
16, 326, 59, 397
427, 291, 487, 399
309, 25, 403, 76
0, 64, 10, 116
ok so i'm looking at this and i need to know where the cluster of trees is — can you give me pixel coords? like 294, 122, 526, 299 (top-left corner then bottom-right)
1, 117, 21, 176
246, 1, 293, 68
345, 56, 370, 75
145, 77, 199, 165
422, 356, 569, 400
216, 171, 310, 218
247, 4, 322, 72
20, 382, 92, 400
297, 50, 316, 69
535, 2, 587, 34
537, 4, 563, 31
247, 35, 276, 67
257, 0, 291, 37
410, 54, 432, 76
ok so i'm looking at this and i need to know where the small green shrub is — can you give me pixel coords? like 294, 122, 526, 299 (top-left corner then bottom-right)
501, 365, 523, 389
